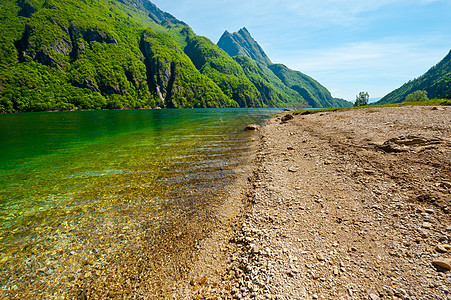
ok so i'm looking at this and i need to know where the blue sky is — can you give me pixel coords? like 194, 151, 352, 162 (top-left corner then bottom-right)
150, 0, 451, 101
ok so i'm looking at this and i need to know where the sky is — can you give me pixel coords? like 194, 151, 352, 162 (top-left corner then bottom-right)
150, 0, 451, 101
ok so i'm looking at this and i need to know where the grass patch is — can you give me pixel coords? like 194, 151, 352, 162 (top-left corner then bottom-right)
292, 98, 450, 116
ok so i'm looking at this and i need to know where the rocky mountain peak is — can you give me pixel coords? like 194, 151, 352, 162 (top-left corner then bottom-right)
217, 27, 272, 66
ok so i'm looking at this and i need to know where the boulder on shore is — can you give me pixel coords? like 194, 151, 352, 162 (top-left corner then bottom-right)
244, 124, 260, 131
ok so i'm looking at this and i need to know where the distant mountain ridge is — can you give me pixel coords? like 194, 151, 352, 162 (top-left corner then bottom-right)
377, 50, 451, 104
217, 28, 352, 108
0, 0, 350, 112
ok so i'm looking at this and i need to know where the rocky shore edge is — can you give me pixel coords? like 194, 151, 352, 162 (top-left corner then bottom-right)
177, 105, 450, 300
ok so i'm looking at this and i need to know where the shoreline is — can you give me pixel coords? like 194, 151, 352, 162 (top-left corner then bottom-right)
180, 105, 450, 299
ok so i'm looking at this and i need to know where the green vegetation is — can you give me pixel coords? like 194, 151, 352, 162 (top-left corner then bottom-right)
268, 64, 352, 108
269, 64, 325, 108
233, 55, 309, 107
0, 0, 160, 112
0, 0, 254, 112
139, 29, 234, 108
354, 92, 369, 107
183, 32, 261, 107
293, 98, 450, 116
377, 50, 451, 105
405, 90, 429, 102
0, 0, 350, 112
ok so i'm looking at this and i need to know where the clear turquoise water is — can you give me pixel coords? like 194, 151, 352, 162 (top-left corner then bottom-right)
0, 108, 276, 297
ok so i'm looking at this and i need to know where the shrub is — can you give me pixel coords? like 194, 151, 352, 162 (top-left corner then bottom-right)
405, 90, 429, 102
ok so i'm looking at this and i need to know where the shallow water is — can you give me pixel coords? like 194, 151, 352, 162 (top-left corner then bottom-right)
0, 108, 277, 298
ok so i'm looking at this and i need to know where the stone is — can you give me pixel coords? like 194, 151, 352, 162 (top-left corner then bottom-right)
368, 294, 380, 300
333, 266, 339, 275
397, 288, 407, 297
311, 271, 319, 280
317, 253, 326, 261
422, 222, 433, 229
418, 228, 429, 238
250, 244, 260, 254
281, 114, 294, 123
436, 244, 449, 253
441, 181, 451, 188
432, 258, 451, 270
244, 124, 261, 131
288, 167, 297, 173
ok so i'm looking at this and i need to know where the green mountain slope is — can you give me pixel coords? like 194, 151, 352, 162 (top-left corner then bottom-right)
139, 29, 235, 108
217, 28, 352, 108
183, 30, 262, 107
0, 0, 239, 112
269, 64, 352, 108
0, 0, 344, 112
232, 55, 307, 107
377, 50, 451, 104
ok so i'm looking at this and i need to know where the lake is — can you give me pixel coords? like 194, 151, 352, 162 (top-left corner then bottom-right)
0, 108, 277, 298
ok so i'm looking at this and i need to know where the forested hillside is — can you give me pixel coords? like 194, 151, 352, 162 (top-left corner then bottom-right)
377, 50, 451, 104
0, 0, 236, 112
0, 0, 348, 112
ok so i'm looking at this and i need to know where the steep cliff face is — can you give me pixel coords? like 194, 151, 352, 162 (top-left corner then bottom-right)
14, 21, 118, 71
139, 30, 232, 108
17, 0, 37, 18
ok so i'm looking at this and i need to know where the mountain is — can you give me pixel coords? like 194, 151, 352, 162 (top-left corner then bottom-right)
218, 28, 272, 66
0, 0, 348, 112
0, 0, 236, 112
377, 50, 451, 104
232, 55, 309, 107
217, 28, 352, 108
182, 28, 263, 107
132, 0, 186, 26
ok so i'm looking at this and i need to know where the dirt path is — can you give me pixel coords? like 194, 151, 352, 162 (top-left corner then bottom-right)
187, 105, 450, 300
